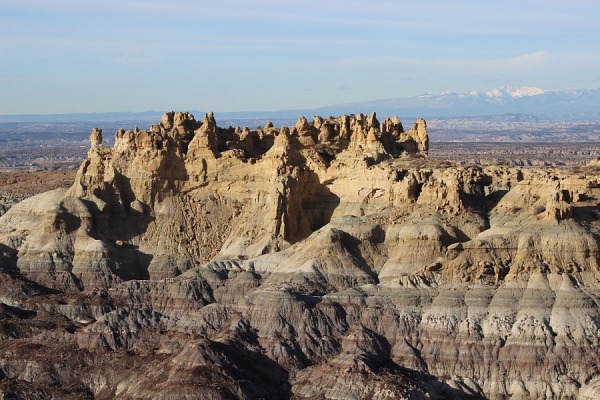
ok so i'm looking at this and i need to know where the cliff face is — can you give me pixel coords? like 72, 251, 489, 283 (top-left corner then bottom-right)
1, 112, 600, 399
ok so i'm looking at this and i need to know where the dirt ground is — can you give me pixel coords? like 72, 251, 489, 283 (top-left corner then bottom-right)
0, 170, 76, 196
0, 170, 78, 215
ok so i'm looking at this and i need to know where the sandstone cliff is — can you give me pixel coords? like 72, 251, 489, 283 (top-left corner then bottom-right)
1, 112, 600, 399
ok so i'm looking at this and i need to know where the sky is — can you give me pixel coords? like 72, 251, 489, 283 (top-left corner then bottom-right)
1, 0, 600, 114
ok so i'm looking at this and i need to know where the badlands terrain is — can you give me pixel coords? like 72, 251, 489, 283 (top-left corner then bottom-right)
1, 111, 600, 399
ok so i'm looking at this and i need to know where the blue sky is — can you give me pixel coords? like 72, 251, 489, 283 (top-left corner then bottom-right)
1, 0, 599, 114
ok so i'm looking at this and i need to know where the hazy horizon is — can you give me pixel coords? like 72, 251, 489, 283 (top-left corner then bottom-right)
2, 1, 600, 114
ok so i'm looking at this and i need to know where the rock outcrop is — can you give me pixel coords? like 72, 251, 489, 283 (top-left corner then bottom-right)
1, 112, 600, 399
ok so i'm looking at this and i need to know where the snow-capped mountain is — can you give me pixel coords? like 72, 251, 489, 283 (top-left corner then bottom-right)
480, 86, 546, 101
310, 87, 600, 120
411, 86, 547, 104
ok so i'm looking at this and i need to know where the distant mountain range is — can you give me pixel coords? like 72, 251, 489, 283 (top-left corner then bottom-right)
1, 87, 600, 122
311, 86, 600, 120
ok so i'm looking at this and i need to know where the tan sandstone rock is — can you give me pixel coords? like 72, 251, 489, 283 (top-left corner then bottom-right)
2, 111, 600, 399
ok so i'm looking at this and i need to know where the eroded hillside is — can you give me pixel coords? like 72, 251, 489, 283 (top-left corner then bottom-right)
1, 112, 600, 399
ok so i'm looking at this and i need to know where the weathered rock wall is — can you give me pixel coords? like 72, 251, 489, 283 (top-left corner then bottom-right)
1, 112, 600, 399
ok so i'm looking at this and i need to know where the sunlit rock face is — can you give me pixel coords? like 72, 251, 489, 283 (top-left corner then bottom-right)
1, 111, 600, 399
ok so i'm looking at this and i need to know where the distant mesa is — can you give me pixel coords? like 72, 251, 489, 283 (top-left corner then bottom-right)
1, 85, 599, 123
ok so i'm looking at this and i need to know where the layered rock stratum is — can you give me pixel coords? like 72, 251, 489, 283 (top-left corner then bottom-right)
1, 111, 599, 399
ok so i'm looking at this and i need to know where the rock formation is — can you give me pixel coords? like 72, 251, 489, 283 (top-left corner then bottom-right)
1, 111, 600, 399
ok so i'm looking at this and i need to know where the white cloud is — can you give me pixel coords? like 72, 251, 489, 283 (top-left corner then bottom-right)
493, 51, 554, 70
